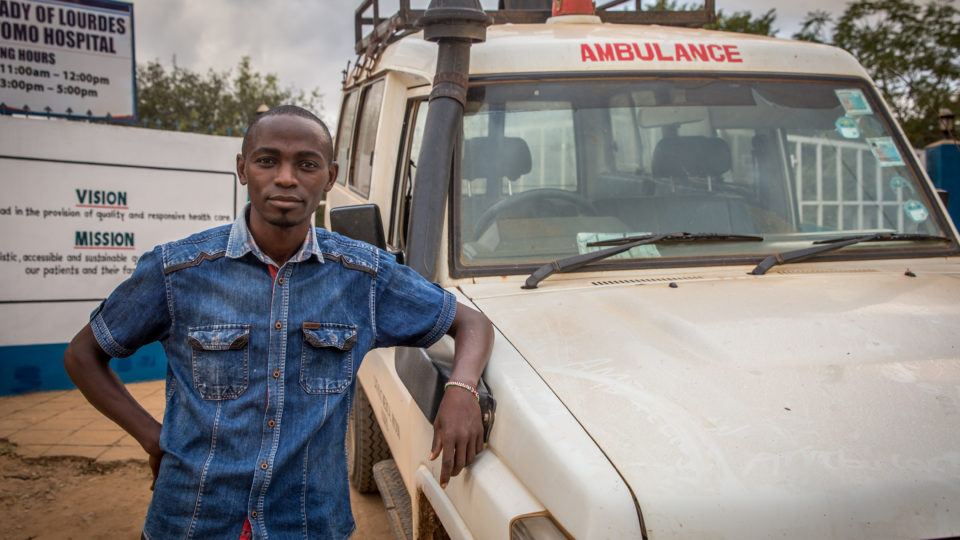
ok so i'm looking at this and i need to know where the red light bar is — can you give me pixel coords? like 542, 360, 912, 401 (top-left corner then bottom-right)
552, 0, 595, 16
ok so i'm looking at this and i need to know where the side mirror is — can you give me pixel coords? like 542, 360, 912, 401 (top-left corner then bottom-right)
937, 188, 949, 208
329, 204, 386, 250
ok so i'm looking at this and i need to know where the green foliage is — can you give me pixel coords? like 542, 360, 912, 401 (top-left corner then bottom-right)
135, 57, 322, 136
793, 10, 832, 43
642, 1, 777, 36
642, 0, 694, 9
795, 0, 960, 147
706, 8, 777, 36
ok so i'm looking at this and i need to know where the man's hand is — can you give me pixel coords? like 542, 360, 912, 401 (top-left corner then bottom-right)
144, 423, 163, 491
149, 449, 164, 490
64, 324, 165, 490
428, 302, 493, 487
429, 386, 484, 487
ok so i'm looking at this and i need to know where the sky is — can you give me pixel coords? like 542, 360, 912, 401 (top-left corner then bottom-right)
128, 0, 848, 125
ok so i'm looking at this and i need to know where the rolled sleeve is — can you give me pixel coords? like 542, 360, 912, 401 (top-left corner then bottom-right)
89, 246, 171, 358
90, 306, 135, 358
413, 288, 457, 349
374, 252, 457, 349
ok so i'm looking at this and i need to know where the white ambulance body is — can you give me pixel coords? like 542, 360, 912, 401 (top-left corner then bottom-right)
327, 6, 960, 539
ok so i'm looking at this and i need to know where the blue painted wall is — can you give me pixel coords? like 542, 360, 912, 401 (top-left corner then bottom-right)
0, 342, 166, 396
927, 141, 960, 226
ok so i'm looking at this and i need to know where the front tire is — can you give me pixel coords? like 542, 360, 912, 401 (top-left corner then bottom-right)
347, 380, 391, 493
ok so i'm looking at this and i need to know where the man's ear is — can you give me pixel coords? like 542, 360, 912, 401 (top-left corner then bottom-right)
236, 153, 247, 185
324, 163, 339, 192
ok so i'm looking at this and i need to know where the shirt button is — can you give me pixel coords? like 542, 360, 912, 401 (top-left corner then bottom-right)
272, 370, 280, 379
267, 419, 276, 428
274, 320, 282, 330
251, 511, 258, 518
260, 461, 268, 470
278, 277, 285, 285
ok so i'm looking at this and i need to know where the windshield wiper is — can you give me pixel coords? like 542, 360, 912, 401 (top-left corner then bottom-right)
522, 232, 764, 289
587, 232, 763, 247
810, 232, 949, 245
749, 232, 951, 275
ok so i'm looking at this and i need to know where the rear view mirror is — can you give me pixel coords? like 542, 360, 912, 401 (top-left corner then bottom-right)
329, 204, 386, 250
937, 188, 949, 208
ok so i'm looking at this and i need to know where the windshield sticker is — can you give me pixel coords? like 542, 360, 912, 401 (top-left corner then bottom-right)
835, 116, 861, 139
903, 200, 929, 223
835, 89, 873, 116
867, 137, 906, 167
890, 175, 914, 193
576, 232, 661, 259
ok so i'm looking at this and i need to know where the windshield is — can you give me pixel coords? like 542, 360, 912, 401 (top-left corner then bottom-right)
454, 77, 952, 270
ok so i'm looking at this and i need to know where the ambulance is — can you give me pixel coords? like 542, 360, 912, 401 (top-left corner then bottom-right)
326, 1, 960, 538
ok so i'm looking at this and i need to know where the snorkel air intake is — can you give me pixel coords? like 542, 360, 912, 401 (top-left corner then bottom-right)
405, 0, 491, 280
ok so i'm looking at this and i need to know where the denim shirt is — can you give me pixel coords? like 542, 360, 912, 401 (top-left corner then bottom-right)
90, 211, 457, 539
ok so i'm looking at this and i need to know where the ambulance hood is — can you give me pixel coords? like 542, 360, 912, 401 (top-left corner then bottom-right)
462, 266, 960, 538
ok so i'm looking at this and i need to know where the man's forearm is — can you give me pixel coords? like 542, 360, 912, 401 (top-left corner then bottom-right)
447, 303, 494, 386
64, 324, 162, 456
430, 302, 494, 485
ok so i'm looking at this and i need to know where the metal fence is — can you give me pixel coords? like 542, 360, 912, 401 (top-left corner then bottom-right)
788, 135, 905, 232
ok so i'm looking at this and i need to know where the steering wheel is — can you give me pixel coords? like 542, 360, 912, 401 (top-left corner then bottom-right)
472, 188, 599, 239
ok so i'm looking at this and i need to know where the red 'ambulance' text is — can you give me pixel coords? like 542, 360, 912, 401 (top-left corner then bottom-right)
581, 42, 744, 63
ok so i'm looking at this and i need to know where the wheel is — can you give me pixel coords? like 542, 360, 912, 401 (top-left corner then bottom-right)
347, 380, 392, 493
472, 188, 599, 239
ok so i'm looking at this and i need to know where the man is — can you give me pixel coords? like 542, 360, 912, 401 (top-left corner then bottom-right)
64, 105, 493, 538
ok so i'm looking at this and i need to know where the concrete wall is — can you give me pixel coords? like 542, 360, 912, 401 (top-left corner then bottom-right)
0, 116, 244, 395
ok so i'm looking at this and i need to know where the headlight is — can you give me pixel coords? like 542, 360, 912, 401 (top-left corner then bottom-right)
510, 513, 571, 540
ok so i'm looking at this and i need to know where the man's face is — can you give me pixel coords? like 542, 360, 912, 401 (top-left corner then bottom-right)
236, 114, 338, 230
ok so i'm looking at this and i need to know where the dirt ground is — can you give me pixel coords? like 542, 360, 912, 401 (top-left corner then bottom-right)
0, 441, 392, 539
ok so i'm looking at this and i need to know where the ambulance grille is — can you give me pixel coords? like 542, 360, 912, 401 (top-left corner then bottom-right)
591, 275, 703, 286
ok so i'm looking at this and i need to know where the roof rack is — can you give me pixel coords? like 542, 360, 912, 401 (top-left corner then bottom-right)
354, 0, 717, 55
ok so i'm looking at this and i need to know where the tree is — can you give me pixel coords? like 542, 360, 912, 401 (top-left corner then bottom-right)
793, 10, 832, 43
707, 8, 777, 36
641, 1, 777, 36
135, 57, 322, 136
795, 0, 960, 147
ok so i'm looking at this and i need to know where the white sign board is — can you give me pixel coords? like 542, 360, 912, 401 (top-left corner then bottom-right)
0, 116, 243, 395
0, 0, 135, 119
0, 158, 236, 302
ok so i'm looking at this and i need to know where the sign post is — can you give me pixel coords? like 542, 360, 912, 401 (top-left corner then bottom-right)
0, 0, 136, 120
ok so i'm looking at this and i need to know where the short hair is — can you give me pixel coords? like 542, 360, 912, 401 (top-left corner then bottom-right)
241, 105, 334, 163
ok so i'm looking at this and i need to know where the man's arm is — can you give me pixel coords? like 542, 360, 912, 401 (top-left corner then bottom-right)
64, 324, 164, 484
428, 302, 494, 487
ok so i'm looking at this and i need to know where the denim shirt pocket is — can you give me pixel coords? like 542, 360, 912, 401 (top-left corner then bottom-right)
188, 324, 250, 400
300, 322, 357, 395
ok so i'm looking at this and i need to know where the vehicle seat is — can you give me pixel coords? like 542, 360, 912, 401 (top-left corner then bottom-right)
652, 135, 732, 187
460, 136, 533, 238
594, 136, 757, 234
462, 136, 532, 183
